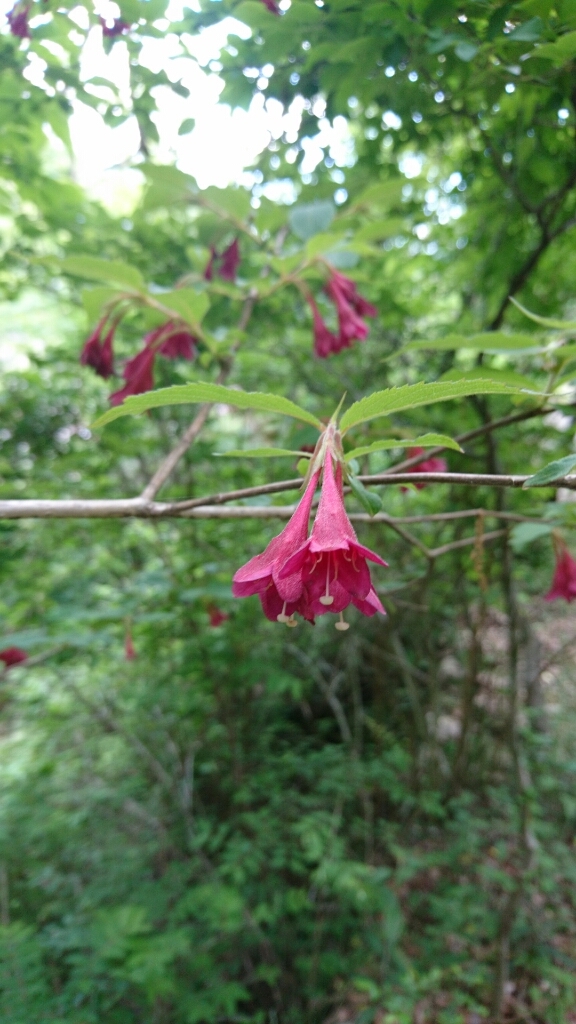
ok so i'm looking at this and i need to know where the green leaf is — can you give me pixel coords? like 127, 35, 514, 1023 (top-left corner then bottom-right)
93, 383, 323, 430
523, 455, 576, 488
454, 40, 478, 61
509, 296, 576, 329
439, 367, 539, 390
530, 29, 576, 63
60, 256, 145, 291
82, 287, 122, 323
178, 117, 195, 135
350, 181, 404, 211
347, 475, 383, 516
507, 16, 543, 40
339, 380, 529, 433
201, 186, 251, 222
403, 331, 542, 352
345, 433, 463, 461
214, 448, 312, 459
159, 289, 209, 328
289, 200, 335, 241
510, 522, 552, 551
142, 165, 195, 210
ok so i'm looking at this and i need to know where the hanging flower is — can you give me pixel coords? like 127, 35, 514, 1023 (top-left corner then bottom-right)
401, 447, 448, 491
204, 246, 217, 281
219, 238, 240, 282
233, 470, 321, 626
322, 270, 377, 353
124, 631, 136, 660
145, 322, 197, 360
109, 346, 155, 406
203, 238, 240, 283
279, 453, 387, 630
7, 2, 30, 38
545, 538, 576, 603
306, 294, 341, 359
0, 646, 28, 668
80, 317, 116, 379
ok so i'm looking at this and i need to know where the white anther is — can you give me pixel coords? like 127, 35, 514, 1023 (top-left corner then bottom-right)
335, 613, 349, 631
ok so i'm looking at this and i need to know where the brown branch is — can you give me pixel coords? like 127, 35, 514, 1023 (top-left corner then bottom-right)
0, 471, 573, 521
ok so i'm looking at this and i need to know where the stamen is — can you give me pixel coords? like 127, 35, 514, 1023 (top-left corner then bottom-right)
335, 613, 349, 632
286, 617, 298, 628
277, 602, 289, 624
319, 554, 334, 606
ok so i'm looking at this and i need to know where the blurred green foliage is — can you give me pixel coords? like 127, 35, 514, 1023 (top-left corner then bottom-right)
2, 0, 576, 1021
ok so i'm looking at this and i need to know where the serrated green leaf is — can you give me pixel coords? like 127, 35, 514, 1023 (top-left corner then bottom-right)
510, 297, 576, 329
340, 380, 529, 433
523, 455, 576, 488
403, 331, 541, 352
93, 384, 323, 430
214, 448, 312, 459
348, 475, 383, 516
159, 289, 209, 328
440, 368, 538, 390
60, 256, 145, 291
344, 433, 463, 461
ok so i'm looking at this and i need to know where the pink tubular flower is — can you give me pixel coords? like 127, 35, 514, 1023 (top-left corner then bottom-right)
279, 453, 387, 629
218, 238, 240, 282
545, 540, 576, 603
0, 646, 27, 668
109, 346, 155, 406
259, 0, 280, 12
145, 322, 197, 361
401, 447, 448, 491
203, 239, 240, 282
233, 469, 321, 625
306, 295, 341, 359
204, 246, 217, 281
325, 270, 377, 350
124, 631, 136, 661
7, 2, 30, 37
80, 317, 116, 379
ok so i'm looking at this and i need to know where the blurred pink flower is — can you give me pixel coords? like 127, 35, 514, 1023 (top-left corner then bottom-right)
80, 317, 116, 379
0, 646, 28, 668
401, 447, 448, 490
545, 541, 576, 603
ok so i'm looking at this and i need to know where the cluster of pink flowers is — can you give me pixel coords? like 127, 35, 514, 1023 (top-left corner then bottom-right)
204, 239, 240, 283
233, 444, 386, 629
306, 270, 377, 358
80, 314, 197, 406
